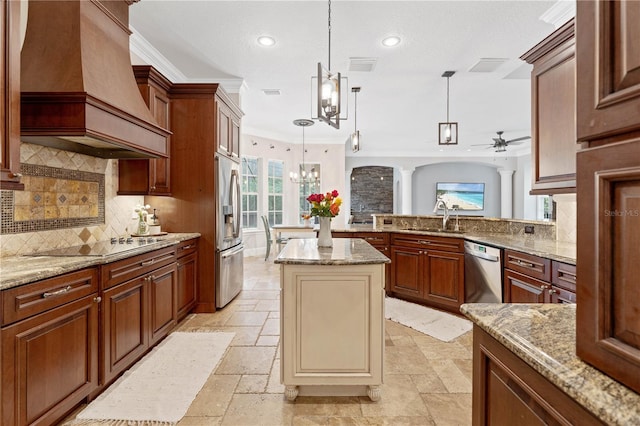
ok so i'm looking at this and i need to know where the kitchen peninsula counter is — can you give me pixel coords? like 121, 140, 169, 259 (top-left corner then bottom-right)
461, 303, 640, 425
275, 238, 389, 401
331, 223, 576, 264
0, 233, 200, 290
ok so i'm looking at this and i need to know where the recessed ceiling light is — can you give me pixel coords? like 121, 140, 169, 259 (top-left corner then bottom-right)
382, 36, 401, 47
257, 36, 276, 47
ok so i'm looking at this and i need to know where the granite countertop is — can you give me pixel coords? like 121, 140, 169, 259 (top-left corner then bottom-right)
331, 226, 576, 265
0, 233, 200, 291
275, 238, 391, 266
460, 303, 640, 425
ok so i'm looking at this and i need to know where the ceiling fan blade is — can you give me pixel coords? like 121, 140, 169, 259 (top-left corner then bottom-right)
506, 136, 531, 143
507, 140, 526, 145
471, 143, 494, 146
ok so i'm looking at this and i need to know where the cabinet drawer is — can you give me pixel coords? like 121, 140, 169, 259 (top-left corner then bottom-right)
552, 261, 576, 292
176, 238, 198, 258
2, 268, 98, 325
391, 233, 463, 253
504, 249, 551, 281
102, 246, 176, 289
550, 285, 576, 304
354, 232, 389, 247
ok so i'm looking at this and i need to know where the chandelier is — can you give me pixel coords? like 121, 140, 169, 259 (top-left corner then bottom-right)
439, 70, 458, 145
289, 119, 319, 185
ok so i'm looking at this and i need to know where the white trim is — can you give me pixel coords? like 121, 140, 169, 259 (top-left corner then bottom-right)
540, 1, 575, 29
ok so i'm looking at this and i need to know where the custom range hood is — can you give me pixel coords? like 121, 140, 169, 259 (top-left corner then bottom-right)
20, 0, 169, 159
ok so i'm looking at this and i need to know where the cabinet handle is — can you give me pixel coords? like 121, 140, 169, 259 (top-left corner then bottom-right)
93, 296, 102, 303
141, 259, 155, 266
144, 275, 156, 282
418, 240, 431, 245
150, 186, 156, 190
539, 284, 549, 290
42, 285, 72, 298
548, 289, 557, 294
181, 245, 192, 250
516, 259, 535, 268
10, 172, 23, 179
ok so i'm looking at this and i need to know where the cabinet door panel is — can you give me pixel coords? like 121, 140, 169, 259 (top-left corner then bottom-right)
424, 251, 464, 309
2, 295, 98, 426
390, 246, 422, 298
177, 251, 198, 320
217, 100, 231, 154
149, 263, 177, 346
102, 277, 149, 385
577, 1, 640, 141
504, 269, 548, 303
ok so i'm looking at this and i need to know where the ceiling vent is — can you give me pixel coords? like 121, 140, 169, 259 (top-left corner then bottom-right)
468, 58, 508, 73
349, 57, 378, 72
262, 89, 282, 96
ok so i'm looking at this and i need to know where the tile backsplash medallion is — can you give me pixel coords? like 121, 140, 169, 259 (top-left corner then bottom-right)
0, 142, 144, 257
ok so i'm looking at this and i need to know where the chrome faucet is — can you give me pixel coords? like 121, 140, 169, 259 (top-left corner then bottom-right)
433, 198, 449, 230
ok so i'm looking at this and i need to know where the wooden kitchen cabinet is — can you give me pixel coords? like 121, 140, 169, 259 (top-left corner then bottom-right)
504, 249, 576, 304
472, 325, 604, 426
1, 268, 99, 426
575, 0, 640, 395
521, 18, 577, 194
149, 84, 243, 312
390, 233, 464, 314
176, 238, 198, 320
217, 97, 241, 159
1, 0, 23, 190
100, 246, 177, 387
119, 65, 172, 196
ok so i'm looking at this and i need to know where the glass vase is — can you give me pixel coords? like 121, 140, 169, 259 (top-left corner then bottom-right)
317, 216, 333, 248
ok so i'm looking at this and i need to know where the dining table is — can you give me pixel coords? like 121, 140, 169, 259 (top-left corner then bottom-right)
271, 224, 317, 243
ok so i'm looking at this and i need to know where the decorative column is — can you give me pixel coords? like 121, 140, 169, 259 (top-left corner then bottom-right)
498, 169, 515, 219
400, 167, 415, 214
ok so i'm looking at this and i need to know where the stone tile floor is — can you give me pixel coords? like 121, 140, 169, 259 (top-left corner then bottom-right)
66, 255, 473, 425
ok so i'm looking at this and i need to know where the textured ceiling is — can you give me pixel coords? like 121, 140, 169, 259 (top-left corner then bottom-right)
129, 1, 564, 158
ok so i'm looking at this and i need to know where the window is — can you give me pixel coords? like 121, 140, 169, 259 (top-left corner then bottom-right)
268, 160, 284, 225
241, 157, 258, 229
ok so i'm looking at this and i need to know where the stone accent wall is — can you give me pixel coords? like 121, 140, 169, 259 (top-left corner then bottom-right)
350, 166, 393, 224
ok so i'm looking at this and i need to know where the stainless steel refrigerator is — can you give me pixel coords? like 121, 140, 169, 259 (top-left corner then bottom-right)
215, 153, 244, 308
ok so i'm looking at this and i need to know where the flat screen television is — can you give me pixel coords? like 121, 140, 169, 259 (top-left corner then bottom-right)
436, 182, 485, 211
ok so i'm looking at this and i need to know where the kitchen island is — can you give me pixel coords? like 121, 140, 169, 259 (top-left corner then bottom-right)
461, 303, 640, 425
275, 238, 390, 401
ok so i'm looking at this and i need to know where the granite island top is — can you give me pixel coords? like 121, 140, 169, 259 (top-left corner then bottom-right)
275, 238, 391, 266
331, 225, 576, 264
0, 233, 201, 290
460, 303, 640, 425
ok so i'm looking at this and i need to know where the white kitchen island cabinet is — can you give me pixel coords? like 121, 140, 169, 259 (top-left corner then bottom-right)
275, 238, 390, 401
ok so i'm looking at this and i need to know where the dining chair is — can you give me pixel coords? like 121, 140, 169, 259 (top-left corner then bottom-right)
261, 215, 289, 260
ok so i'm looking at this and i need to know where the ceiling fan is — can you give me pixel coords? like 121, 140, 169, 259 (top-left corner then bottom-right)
472, 131, 531, 152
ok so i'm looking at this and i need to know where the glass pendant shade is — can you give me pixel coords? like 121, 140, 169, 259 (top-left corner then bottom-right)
351, 130, 360, 152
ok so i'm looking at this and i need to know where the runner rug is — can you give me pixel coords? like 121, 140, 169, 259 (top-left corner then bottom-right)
72, 331, 235, 425
385, 297, 472, 342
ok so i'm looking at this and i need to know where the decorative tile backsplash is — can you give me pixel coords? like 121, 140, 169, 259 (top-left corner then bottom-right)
1, 163, 105, 234
0, 142, 144, 257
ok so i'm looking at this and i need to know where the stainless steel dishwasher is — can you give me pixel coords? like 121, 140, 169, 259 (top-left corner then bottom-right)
464, 241, 503, 303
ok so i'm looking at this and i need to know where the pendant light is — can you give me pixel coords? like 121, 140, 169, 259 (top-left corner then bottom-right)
289, 119, 319, 186
317, 0, 342, 129
350, 87, 361, 153
438, 71, 458, 145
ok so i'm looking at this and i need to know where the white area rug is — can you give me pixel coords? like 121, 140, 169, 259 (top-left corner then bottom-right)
385, 297, 472, 342
74, 331, 235, 425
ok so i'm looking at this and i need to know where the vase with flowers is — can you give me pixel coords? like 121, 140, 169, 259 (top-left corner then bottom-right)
306, 189, 342, 247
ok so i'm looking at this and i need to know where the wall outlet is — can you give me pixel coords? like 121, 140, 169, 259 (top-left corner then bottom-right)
383, 219, 393, 225
524, 225, 535, 234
